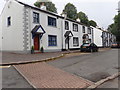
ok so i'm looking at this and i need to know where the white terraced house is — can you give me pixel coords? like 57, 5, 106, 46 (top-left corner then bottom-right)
118, 1, 120, 13
92, 26, 116, 48
0, 0, 116, 53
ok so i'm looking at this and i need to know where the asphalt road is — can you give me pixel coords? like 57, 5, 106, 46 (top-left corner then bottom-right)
47, 49, 119, 83
2, 66, 34, 89
2, 49, 119, 89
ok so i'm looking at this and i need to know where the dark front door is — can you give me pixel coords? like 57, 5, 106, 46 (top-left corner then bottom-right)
34, 35, 39, 50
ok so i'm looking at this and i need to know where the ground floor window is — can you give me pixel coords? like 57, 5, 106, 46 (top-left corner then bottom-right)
48, 35, 57, 46
73, 37, 79, 46
89, 39, 91, 43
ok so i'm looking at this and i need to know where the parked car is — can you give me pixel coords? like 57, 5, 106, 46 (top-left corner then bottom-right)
80, 43, 99, 52
111, 43, 120, 48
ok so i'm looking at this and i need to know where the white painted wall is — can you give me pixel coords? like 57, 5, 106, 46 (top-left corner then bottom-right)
118, 1, 120, 12
29, 9, 62, 52
0, 15, 2, 51
62, 20, 93, 50
1, 0, 112, 53
1, 0, 24, 51
93, 27, 103, 47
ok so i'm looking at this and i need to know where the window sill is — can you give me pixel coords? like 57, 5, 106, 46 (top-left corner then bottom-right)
33, 22, 40, 24
73, 45, 79, 47
48, 46, 57, 47
48, 25, 57, 28
73, 30, 78, 32
65, 29, 69, 30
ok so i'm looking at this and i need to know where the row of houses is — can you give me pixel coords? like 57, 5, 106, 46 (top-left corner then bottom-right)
0, 0, 116, 53
118, 1, 120, 13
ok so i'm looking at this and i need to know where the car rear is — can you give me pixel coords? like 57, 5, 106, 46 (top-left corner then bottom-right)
80, 43, 91, 52
111, 43, 118, 48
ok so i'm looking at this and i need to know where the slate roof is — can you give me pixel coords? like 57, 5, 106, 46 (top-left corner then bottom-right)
15, 0, 89, 27
64, 31, 73, 37
31, 25, 46, 34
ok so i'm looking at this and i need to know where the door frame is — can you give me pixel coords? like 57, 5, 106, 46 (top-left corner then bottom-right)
34, 34, 40, 50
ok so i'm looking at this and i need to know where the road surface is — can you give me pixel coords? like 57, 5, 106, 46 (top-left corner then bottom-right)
47, 49, 119, 84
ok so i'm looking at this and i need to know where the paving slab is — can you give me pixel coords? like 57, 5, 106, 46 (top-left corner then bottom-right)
14, 62, 93, 88
1, 50, 81, 65
1, 48, 109, 65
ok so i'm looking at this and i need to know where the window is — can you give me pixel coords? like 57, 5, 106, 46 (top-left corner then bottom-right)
48, 35, 57, 46
73, 37, 79, 46
73, 23, 78, 32
88, 27, 91, 34
33, 12, 39, 23
7, 17, 11, 26
48, 16, 56, 27
89, 39, 91, 43
65, 21, 69, 30
82, 26, 85, 33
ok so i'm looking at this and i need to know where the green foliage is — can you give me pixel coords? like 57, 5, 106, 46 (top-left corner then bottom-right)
40, 46, 44, 53
89, 20, 97, 27
63, 3, 77, 20
77, 12, 89, 26
108, 13, 120, 42
31, 46, 34, 54
34, 2, 57, 13
31, 46, 34, 50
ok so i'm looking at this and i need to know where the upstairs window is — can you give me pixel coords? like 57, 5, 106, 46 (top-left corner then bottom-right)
82, 26, 85, 33
33, 12, 39, 23
88, 27, 91, 34
48, 16, 56, 27
73, 37, 79, 46
7, 17, 11, 26
73, 23, 78, 32
48, 35, 57, 46
65, 21, 69, 30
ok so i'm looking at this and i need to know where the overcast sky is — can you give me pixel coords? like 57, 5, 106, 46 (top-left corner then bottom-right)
0, 0, 119, 29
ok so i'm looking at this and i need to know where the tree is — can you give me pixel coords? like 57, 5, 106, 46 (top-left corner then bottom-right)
77, 12, 89, 26
108, 13, 120, 42
63, 3, 77, 20
34, 1, 57, 13
89, 20, 97, 27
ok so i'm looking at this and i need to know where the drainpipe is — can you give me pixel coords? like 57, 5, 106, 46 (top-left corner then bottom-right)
91, 27, 94, 43
68, 36, 69, 50
61, 20, 63, 51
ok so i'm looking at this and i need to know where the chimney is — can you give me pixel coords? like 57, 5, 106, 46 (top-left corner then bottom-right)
40, 2, 46, 10
61, 10, 67, 19
76, 18, 81, 22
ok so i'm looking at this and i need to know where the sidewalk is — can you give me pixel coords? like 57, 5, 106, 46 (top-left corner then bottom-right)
1, 50, 79, 65
1, 48, 111, 66
14, 62, 93, 88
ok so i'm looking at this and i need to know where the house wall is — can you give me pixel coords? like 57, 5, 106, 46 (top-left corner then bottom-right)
0, 15, 2, 51
62, 20, 81, 50
1, 0, 115, 53
92, 27, 103, 47
62, 20, 93, 50
118, 1, 120, 13
28, 9, 62, 52
1, 0, 25, 52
